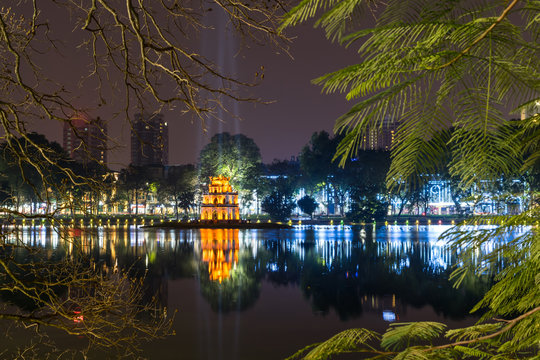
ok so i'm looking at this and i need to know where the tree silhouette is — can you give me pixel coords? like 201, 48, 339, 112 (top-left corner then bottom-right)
297, 195, 318, 219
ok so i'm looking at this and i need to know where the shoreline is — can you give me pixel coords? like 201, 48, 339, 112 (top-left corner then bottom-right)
0, 214, 489, 229
143, 221, 293, 229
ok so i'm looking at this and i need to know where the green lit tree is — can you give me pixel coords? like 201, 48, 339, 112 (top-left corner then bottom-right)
199, 132, 263, 194
282, 0, 540, 358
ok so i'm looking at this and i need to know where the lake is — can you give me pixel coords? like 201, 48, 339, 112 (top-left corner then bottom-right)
5, 225, 503, 359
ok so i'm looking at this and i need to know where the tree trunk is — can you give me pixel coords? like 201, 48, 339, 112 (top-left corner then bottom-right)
135, 189, 139, 215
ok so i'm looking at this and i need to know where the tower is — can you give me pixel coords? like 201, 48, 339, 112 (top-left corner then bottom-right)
130, 112, 169, 166
200, 176, 240, 222
63, 114, 107, 165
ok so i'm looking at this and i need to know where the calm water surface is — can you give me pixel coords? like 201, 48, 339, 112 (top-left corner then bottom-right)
10, 225, 503, 359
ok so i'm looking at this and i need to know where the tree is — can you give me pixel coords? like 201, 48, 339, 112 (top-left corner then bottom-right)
199, 132, 264, 194
299, 131, 338, 194
0, 132, 79, 214
265, 158, 301, 215
347, 197, 387, 223
266, 159, 302, 179
297, 195, 318, 219
282, 0, 540, 358
261, 176, 297, 221
299, 131, 350, 215
0, 1, 286, 355
162, 164, 198, 220
120, 165, 152, 215
346, 150, 391, 219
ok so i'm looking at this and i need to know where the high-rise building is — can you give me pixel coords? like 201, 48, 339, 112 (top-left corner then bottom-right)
360, 117, 399, 151
130, 112, 169, 166
63, 113, 107, 165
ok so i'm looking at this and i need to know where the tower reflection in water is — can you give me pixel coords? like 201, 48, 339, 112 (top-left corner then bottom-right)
196, 229, 239, 283
6, 224, 516, 320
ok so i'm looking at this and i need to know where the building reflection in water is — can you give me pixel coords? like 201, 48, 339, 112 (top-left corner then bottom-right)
5, 224, 524, 321
7, 225, 512, 276
196, 229, 239, 282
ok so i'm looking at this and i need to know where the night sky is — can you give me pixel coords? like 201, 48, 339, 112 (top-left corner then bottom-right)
20, 3, 359, 170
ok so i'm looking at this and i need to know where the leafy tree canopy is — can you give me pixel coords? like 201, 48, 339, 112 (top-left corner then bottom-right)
299, 131, 341, 190
297, 195, 318, 219
199, 132, 263, 192
262, 176, 297, 221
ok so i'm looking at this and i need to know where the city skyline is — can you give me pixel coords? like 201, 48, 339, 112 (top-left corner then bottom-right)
22, 1, 359, 169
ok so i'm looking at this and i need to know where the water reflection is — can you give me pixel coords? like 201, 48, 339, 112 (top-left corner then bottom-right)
197, 229, 239, 283
6, 225, 515, 321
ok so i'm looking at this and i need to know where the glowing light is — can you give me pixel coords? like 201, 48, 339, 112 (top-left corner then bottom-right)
200, 229, 239, 282
73, 310, 84, 323
200, 175, 240, 222
383, 311, 396, 322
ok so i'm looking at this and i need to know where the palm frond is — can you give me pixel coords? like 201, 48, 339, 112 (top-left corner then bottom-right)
452, 345, 493, 359
381, 322, 447, 351
446, 323, 503, 342
285, 328, 380, 360
279, 0, 343, 31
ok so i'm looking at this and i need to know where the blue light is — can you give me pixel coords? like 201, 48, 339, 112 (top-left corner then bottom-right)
383, 311, 396, 322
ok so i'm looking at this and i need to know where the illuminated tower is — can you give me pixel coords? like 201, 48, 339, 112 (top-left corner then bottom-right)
63, 113, 107, 165
200, 175, 240, 222
130, 112, 169, 166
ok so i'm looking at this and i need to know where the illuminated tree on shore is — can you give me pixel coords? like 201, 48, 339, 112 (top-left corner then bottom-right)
199, 132, 264, 192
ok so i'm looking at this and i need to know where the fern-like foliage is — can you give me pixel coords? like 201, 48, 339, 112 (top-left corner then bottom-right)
381, 322, 447, 351
282, 1, 540, 359
281, 0, 539, 190
284, 328, 380, 360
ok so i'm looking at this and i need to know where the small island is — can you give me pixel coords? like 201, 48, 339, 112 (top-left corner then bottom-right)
146, 175, 292, 229
146, 220, 292, 229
